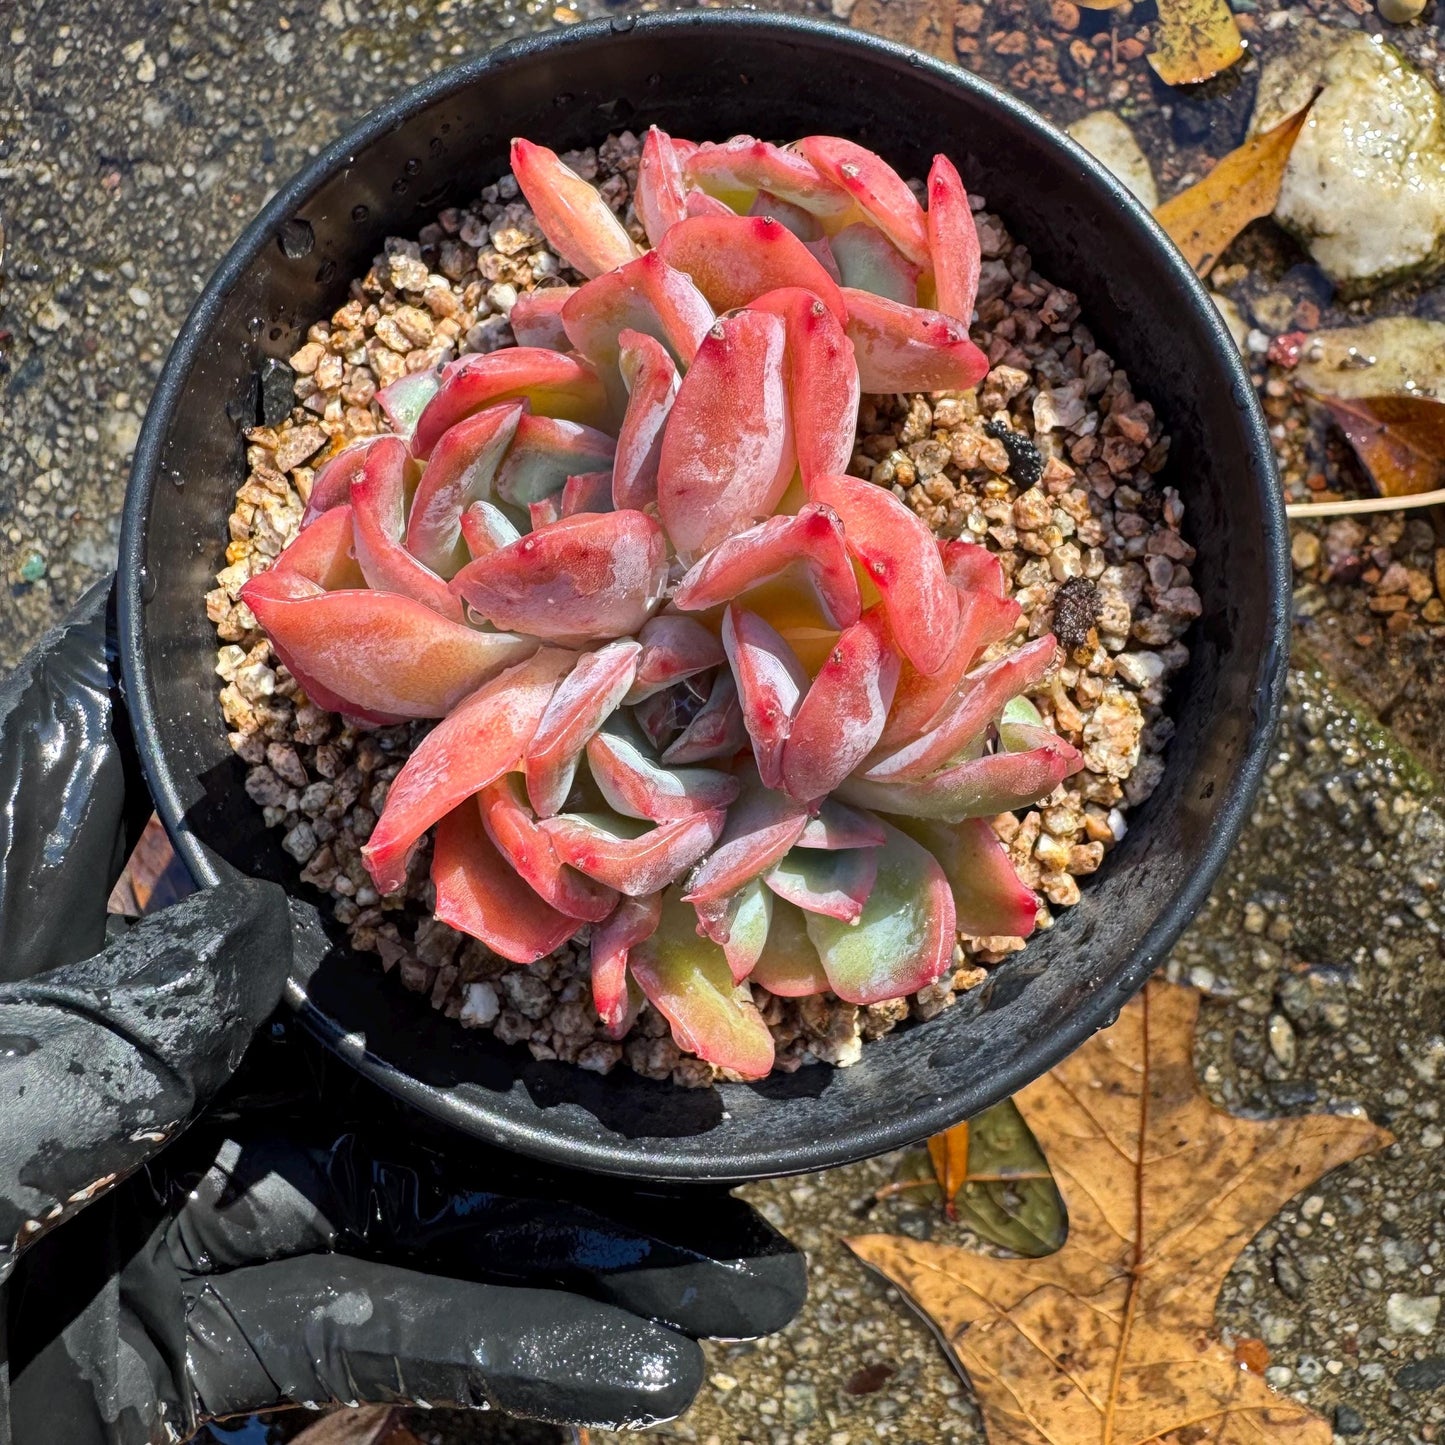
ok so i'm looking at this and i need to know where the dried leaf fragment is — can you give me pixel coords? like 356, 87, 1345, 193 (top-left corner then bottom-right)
1149, 0, 1245, 86
848, 982, 1391, 1445
1154, 103, 1312, 275
1314, 391, 1445, 499
926, 1120, 968, 1216
878, 1099, 1065, 1256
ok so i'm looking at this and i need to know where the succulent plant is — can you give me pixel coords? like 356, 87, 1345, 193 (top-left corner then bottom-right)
240, 129, 1083, 1079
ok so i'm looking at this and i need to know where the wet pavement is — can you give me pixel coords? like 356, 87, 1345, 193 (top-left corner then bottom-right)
5, 0, 1445, 1442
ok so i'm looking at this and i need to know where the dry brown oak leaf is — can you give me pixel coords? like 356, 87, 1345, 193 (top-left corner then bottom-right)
847, 981, 1391, 1445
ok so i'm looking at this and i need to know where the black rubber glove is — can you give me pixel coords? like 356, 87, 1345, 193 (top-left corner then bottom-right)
0, 582, 806, 1442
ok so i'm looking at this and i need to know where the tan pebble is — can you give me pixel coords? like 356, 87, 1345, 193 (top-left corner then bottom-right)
288, 341, 325, 375
1378, 0, 1426, 20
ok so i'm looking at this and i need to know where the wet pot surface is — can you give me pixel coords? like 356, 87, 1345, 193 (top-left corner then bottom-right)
119, 12, 1288, 1183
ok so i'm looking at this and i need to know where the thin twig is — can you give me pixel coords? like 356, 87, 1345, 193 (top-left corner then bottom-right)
1285, 487, 1445, 519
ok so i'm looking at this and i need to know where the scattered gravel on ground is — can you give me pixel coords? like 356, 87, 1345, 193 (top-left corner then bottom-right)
209, 135, 1192, 1086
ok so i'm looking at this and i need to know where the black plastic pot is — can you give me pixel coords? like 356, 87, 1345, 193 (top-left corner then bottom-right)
118, 10, 1288, 1184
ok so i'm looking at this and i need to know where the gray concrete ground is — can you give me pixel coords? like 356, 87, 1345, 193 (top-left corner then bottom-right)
5, 2, 1445, 1443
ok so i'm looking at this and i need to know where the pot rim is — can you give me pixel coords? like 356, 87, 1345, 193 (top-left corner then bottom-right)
118, 9, 1289, 1181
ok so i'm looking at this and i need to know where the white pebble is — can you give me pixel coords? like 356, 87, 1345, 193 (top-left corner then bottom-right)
460, 981, 500, 1028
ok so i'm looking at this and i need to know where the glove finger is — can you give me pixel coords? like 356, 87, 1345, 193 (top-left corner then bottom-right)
0, 577, 150, 981
185, 1255, 703, 1429
0, 879, 292, 1268
162, 1126, 804, 1341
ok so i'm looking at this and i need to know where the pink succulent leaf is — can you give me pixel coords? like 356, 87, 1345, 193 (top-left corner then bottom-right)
509, 138, 640, 279
793, 136, 931, 268
348, 436, 464, 621
528, 497, 563, 531
693, 877, 773, 983
671, 504, 860, 631
538, 808, 726, 897
808, 473, 958, 677
657, 215, 847, 325
524, 639, 642, 817
509, 287, 577, 350
836, 736, 1083, 824
896, 816, 1039, 940
302, 437, 390, 526
633, 689, 677, 753
805, 820, 954, 1005
794, 798, 887, 851
612, 329, 679, 512
860, 634, 1058, 783
998, 696, 1047, 752
459, 500, 523, 560
637, 126, 691, 248
765, 845, 879, 925
686, 136, 852, 220
479, 775, 619, 923
493, 414, 617, 508
657, 309, 795, 559
560, 470, 615, 517
748, 897, 831, 998
375, 366, 443, 439
842, 288, 990, 394
927, 153, 982, 325
561, 251, 715, 381
780, 606, 899, 802
746, 287, 860, 483
586, 728, 741, 822
684, 189, 736, 220
590, 891, 663, 1036
624, 614, 726, 704
829, 222, 920, 306
405, 402, 526, 577
412, 349, 610, 458
805, 235, 843, 285
748, 189, 823, 242
449, 510, 669, 642
239, 569, 540, 724
879, 553, 1021, 749
236, 573, 405, 727
272, 505, 366, 591
629, 887, 775, 1079
940, 537, 1008, 595
358, 647, 573, 894
684, 769, 811, 904
432, 802, 581, 965
659, 670, 747, 766
722, 606, 809, 791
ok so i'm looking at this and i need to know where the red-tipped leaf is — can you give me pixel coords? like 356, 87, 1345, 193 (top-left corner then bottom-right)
657, 310, 795, 559
509, 138, 640, 279
524, 639, 641, 817
809, 473, 958, 677
359, 647, 573, 894
449, 510, 668, 642
432, 802, 580, 964
843, 287, 989, 394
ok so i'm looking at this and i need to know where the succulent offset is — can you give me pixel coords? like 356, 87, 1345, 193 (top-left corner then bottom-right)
241, 130, 1084, 1079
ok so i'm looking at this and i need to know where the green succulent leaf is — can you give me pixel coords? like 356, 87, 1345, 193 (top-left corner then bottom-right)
629, 886, 775, 1078
804, 820, 954, 1005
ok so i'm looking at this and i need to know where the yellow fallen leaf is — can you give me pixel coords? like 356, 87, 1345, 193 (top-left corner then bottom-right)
1149, 0, 1244, 85
848, 0, 955, 62
1153, 103, 1312, 275
848, 981, 1391, 1445
1075, 0, 1128, 8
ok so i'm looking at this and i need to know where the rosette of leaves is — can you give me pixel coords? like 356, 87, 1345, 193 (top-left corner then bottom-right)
240, 130, 1083, 1078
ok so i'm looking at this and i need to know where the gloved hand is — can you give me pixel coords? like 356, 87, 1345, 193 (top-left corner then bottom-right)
0, 581, 806, 1443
